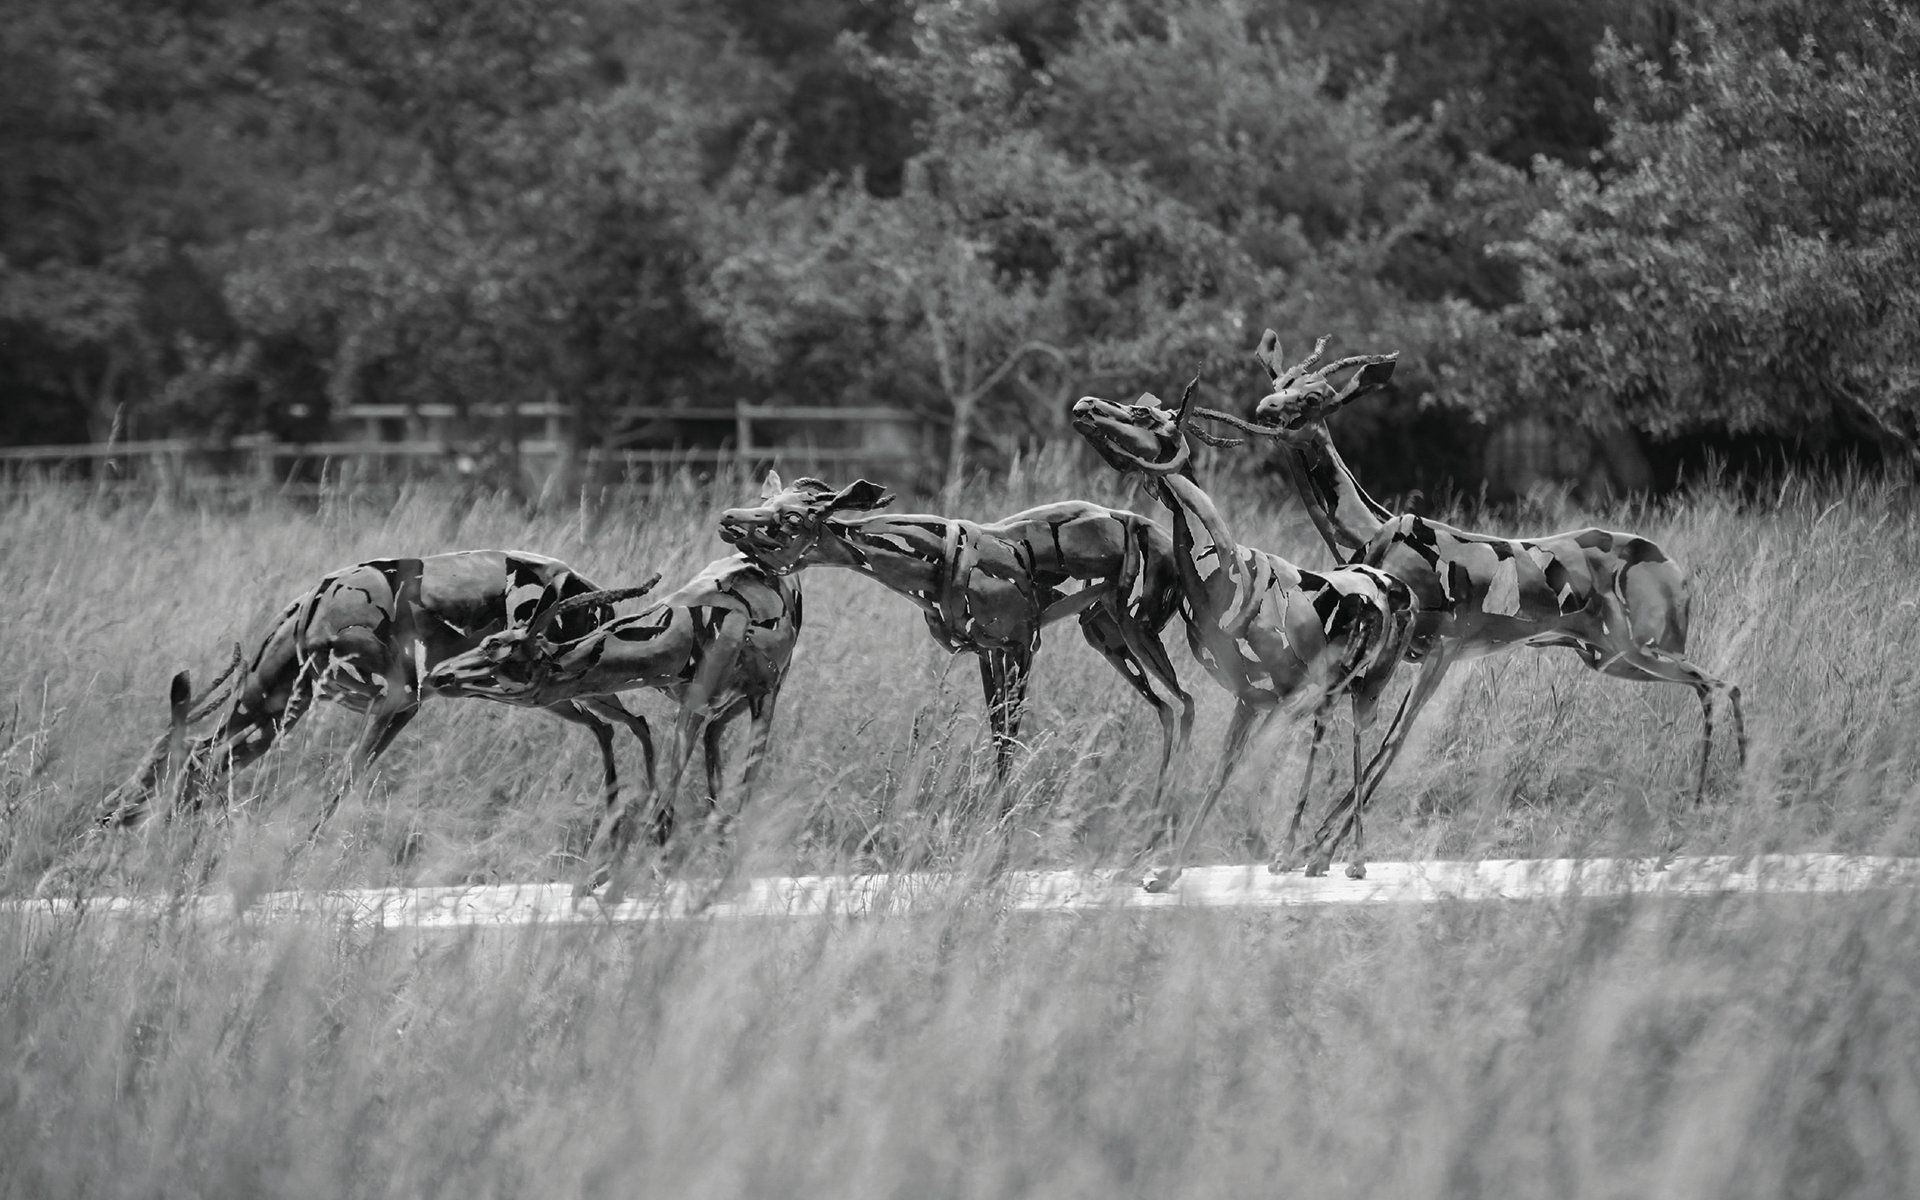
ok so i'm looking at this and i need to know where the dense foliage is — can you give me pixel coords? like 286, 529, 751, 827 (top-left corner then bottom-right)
3, 0, 1914, 487
1469, 2, 1920, 458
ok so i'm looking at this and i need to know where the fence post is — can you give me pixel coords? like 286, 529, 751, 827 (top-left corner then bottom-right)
734, 401, 753, 475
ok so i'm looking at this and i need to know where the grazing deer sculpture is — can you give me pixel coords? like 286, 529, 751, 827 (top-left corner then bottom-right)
100, 551, 658, 830
1193, 331, 1746, 848
1071, 377, 1417, 888
424, 540, 802, 905
714, 470, 1194, 814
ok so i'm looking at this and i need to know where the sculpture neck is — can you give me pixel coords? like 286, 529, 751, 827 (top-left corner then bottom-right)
1149, 472, 1244, 608
812, 516, 948, 608
1283, 422, 1393, 556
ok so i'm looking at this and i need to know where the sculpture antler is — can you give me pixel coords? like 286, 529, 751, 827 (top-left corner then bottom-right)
1173, 367, 1203, 431
529, 573, 663, 640
1165, 364, 1244, 446
186, 642, 246, 723
1292, 335, 1330, 377
1194, 407, 1283, 437
1187, 424, 1245, 448
1322, 352, 1398, 376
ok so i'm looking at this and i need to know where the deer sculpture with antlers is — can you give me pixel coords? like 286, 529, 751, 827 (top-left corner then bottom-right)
424, 531, 802, 905
1071, 378, 1418, 888
714, 470, 1194, 815
1193, 331, 1747, 853
99, 551, 659, 832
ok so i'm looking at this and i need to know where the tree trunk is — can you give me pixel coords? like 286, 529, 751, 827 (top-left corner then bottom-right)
543, 391, 595, 525
82, 350, 127, 443
1592, 418, 1656, 496
944, 392, 976, 502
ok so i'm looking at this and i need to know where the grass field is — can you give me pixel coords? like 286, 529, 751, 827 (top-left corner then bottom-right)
3, 456, 1918, 1196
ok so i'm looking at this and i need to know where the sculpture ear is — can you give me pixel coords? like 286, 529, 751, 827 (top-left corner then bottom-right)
517, 578, 572, 631
165, 670, 192, 782
169, 672, 193, 726
760, 469, 784, 501
1254, 329, 1283, 382
1336, 355, 1399, 404
829, 479, 893, 513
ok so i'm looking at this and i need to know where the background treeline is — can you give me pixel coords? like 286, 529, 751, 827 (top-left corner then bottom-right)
3, 0, 1915, 497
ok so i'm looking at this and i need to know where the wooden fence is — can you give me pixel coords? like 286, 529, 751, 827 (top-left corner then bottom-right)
0, 402, 930, 496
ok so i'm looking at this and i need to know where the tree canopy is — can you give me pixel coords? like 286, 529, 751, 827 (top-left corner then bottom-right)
1468, 1, 1920, 461
3, 0, 1913, 486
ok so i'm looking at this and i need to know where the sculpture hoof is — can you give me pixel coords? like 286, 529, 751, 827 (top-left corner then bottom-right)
1142, 868, 1179, 893
1304, 859, 1330, 878
1345, 862, 1367, 880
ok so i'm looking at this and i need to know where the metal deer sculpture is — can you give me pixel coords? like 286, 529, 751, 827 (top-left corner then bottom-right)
1193, 331, 1746, 844
715, 470, 1193, 811
424, 547, 802, 905
101, 551, 658, 830
1071, 378, 1417, 888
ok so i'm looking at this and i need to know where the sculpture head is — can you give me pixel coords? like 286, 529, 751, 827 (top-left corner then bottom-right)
424, 575, 660, 699
99, 645, 242, 826
1070, 371, 1213, 476
716, 471, 894, 575
1250, 330, 1398, 433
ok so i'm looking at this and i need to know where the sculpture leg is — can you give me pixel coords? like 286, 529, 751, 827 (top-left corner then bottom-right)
1145, 699, 1275, 893
317, 701, 418, 836
1593, 642, 1744, 807
978, 649, 1033, 789
577, 696, 658, 795
1272, 701, 1331, 874
584, 621, 745, 908
737, 692, 779, 808
1078, 603, 1193, 818
1305, 645, 1456, 876
541, 701, 622, 812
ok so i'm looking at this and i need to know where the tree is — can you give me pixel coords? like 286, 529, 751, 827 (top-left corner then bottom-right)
204, 0, 782, 499
698, 157, 1069, 497
698, 2, 1248, 493
0, 0, 278, 442
1472, 2, 1920, 458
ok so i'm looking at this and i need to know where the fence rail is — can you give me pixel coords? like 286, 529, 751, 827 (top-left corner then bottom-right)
0, 402, 930, 486
0, 438, 202, 461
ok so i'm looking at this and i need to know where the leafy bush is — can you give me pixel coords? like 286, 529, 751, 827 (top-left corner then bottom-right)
1470, 1, 1920, 458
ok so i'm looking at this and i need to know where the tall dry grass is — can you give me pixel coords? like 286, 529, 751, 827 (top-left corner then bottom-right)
2, 458, 1918, 1196
3, 453, 1915, 889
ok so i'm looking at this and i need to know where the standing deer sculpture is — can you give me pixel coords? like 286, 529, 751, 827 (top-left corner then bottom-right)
1071, 378, 1417, 888
1192, 331, 1747, 851
100, 550, 659, 831
713, 471, 1194, 816
424, 536, 802, 906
